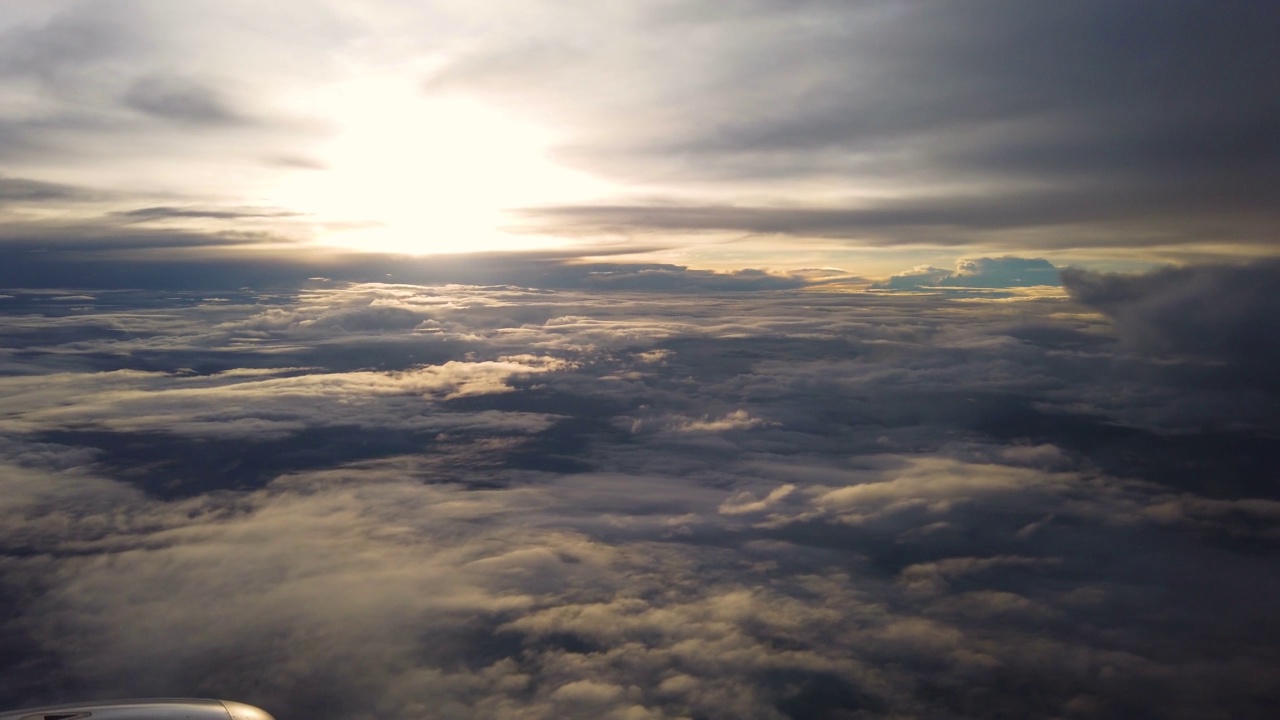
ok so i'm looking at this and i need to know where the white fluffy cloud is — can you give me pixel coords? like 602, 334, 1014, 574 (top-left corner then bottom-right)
877, 256, 1061, 290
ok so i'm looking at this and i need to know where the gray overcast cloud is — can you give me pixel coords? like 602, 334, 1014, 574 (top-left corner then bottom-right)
1, 2, 1277, 720
0, 0, 1276, 267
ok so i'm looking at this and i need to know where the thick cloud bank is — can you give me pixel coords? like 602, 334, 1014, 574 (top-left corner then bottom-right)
1062, 260, 1280, 388
0, 277, 1276, 719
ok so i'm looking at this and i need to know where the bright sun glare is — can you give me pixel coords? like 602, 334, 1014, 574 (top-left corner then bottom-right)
272, 80, 608, 255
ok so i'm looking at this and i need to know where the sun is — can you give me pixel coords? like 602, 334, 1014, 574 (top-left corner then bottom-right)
271, 79, 608, 255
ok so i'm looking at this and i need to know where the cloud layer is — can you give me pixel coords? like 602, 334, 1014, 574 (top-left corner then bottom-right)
1, 264, 1276, 719
1, 2, 1276, 717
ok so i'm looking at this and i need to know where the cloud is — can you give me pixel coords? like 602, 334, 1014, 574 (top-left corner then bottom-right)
0, 175, 104, 206
513, 190, 1267, 250
571, 265, 807, 292
0, 2, 141, 85
945, 257, 1060, 288
0, 3, 1277, 710
121, 75, 249, 126
1062, 259, 1280, 387
0, 0, 1275, 259
112, 206, 300, 221
875, 264, 952, 290
0, 359, 573, 440
1, 274, 1277, 717
0, 227, 287, 256
7, 450, 1274, 719
0, 245, 809, 291
719, 483, 795, 515
0, 0, 345, 223
457, 0, 1280, 250
876, 256, 1060, 289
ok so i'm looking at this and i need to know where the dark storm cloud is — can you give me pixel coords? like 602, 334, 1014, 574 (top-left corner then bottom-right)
1062, 259, 1280, 387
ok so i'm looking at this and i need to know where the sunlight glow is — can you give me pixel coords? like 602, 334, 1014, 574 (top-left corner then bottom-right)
272, 80, 609, 255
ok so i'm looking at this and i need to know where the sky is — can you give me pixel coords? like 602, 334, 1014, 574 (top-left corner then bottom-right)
1, 2, 1278, 720
2, 0, 1278, 276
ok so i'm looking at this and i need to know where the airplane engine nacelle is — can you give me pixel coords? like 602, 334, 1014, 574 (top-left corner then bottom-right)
0, 700, 274, 720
